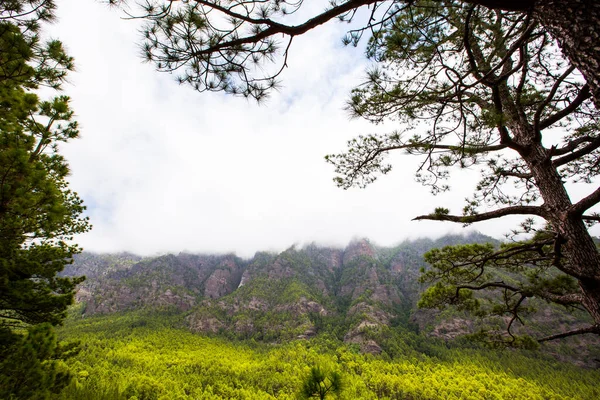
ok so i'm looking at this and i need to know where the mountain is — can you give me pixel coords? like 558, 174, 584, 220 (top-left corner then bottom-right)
63, 232, 599, 366
66, 252, 245, 314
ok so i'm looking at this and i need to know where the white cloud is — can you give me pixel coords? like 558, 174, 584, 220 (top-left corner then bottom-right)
44, 0, 554, 257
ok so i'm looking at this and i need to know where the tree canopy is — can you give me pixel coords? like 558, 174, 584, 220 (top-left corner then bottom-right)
326, 1, 600, 344
112, 0, 600, 108
0, 0, 90, 397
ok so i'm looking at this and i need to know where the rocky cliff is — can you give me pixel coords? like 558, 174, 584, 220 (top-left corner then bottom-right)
64, 234, 489, 347
63, 232, 599, 364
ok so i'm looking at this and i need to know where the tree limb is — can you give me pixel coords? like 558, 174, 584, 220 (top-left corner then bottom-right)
551, 135, 596, 157
456, 281, 520, 293
189, 0, 380, 57
570, 186, 600, 217
533, 65, 576, 132
552, 135, 600, 167
539, 292, 583, 306
413, 205, 545, 223
538, 324, 600, 342
539, 84, 591, 130
582, 214, 600, 222
497, 169, 532, 179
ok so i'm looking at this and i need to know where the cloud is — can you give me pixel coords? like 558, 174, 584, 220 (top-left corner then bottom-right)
44, 0, 547, 258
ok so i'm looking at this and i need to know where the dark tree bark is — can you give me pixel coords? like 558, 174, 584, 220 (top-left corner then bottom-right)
534, 0, 600, 110
520, 141, 600, 327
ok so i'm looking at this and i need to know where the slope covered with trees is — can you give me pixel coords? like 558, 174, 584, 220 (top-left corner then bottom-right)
54, 310, 600, 399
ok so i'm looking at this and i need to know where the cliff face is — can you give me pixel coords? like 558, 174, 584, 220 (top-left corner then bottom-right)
66, 236, 456, 351
65, 233, 599, 362
65, 253, 245, 314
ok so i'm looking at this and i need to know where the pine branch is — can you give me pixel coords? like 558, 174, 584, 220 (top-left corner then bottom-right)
539, 84, 591, 130
456, 281, 521, 293
533, 65, 576, 131
189, 0, 380, 56
570, 186, 600, 217
538, 324, 600, 343
413, 205, 545, 223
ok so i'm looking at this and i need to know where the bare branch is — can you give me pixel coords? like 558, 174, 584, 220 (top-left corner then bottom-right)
552, 135, 600, 167
582, 214, 600, 222
533, 65, 576, 131
551, 135, 597, 157
497, 169, 532, 179
456, 281, 520, 292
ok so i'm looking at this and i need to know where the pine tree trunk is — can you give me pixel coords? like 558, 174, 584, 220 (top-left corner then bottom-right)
580, 278, 600, 327
501, 85, 600, 327
523, 141, 600, 327
535, 0, 600, 109
492, 0, 600, 327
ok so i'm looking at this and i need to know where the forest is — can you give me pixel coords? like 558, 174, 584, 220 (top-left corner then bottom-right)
54, 309, 600, 400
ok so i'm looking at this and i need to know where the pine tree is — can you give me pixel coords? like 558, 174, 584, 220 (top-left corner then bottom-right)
0, 1, 90, 396
300, 366, 343, 400
327, 2, 600, 344
0, 324, 78, 400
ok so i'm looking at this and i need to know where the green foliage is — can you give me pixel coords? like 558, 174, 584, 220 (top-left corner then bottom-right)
0, 0, 88, 329
418, 238, 597, 345
0, 2, 89, 397
300, 366, 343, 400
54, 311, 600, 400
0, 324, 76, 399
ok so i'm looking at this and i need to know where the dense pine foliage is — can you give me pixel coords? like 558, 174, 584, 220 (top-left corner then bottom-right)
55, 309, 600, 400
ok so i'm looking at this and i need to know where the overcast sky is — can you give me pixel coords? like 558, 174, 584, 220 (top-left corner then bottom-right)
43, 0, 575, 257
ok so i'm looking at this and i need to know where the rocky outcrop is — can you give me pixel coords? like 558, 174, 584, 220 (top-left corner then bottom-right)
204, 269, 232, 298
342, 303, 391, 354
73, 253, 245, 315
63, 252, 143, 279
342, 239, 376, 265
203, 257, 243, 298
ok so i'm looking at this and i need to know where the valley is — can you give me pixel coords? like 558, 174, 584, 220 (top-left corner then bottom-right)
54, 234, 600, 399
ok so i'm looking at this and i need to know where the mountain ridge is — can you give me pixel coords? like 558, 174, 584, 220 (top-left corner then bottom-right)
63, 232, 600, 366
